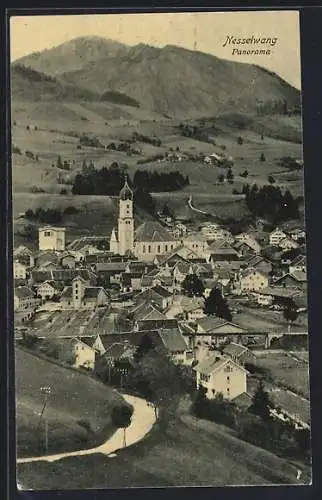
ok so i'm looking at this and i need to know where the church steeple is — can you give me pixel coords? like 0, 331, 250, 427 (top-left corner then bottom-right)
119, 175, 133, 201
117, 174, 134, 256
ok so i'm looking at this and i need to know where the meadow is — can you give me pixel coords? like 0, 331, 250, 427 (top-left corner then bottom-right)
16, 348, 130, 457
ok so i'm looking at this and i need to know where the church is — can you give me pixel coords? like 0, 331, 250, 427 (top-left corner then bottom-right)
110, 178, 194, 262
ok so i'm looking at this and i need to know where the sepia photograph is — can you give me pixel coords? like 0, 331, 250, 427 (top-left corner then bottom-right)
10, 9, 311, 490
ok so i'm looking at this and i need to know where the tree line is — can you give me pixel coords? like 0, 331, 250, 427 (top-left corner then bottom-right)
242, 184, 300, 223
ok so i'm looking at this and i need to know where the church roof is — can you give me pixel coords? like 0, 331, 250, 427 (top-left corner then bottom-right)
135, 221, 175, 242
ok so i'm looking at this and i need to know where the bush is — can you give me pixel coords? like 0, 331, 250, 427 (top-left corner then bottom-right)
60, 188, 68, 195
237, 136, 244, 145
25, 150, 35, 159
260, 153, 266, 162
12, 145, 22, 154
63, 206, 79, 215
30, 186, 46, 193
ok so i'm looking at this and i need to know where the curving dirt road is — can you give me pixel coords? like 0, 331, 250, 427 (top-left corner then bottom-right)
17, 394, 156, 464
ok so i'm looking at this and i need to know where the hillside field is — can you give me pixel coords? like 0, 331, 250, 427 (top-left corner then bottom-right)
17, 406, 308, 489
16, 348, 130, 457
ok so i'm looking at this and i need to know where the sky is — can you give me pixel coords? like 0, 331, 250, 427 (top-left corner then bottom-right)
10, 10, 302, 89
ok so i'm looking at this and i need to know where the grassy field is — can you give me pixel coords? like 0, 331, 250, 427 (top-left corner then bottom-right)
16, 347, 130, 457
17, 407, 306, 489
253, 352, 310, 399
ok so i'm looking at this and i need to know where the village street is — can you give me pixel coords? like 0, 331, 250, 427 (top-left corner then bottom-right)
17, 394, 156, 464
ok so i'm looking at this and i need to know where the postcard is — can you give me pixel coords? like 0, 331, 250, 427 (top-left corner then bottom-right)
10, 9, 311, 490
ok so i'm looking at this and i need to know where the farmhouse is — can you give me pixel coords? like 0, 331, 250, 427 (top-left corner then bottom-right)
252, 286, 301, 306
222, 343, 256, 365
278, 236, 299, 251
71, 337, 97, 370
194, 354, 248, 400
36, 280, 59, 301
239, 268, 269, 293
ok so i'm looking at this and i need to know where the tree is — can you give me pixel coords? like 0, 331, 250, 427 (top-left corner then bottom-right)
241, 170, 248, 178
260, 153, 266, 162
111, 404, 133, 447
283, 302, 299, 332
268, 175, 275, 184
249, 379, 273, 422
204, 287, 232, 321
218, 174, 225, 183
56, 156, 63, 169
134, 334, 155, 361
227, 168, 234, 183
237, 136, 244, 145
182, 274, 205, 297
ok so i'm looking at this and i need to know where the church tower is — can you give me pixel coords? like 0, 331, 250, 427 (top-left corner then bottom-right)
117, 176, 134, 255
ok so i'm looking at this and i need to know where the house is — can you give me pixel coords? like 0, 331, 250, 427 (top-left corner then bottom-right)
13, 245, 34, 267
157, 328, 193, 365
131, 301, 178, 332
38, 226, 66, 252
209, 243, 240, 265
194, 354, 248, 400
71, 338, 97, 370
61, 253, 77, 269
121, 271, 143, 292
244, 255, 273, 276
203, 278, 219, 298
289, 255, 306, 274
94, 262, 128, 286
289, 228, 306, 242
278, 236, 299, 251
235, 233, 261, 254
135, 285, 173, 311
60, 276, 109, 310
13, 260, 28, 280
35, 251, 59, 269
14, 286, 39, 312
239, 268, 269, 293
252, 286, 301, 307
182, 233, 210, 258
36, 280, 59, 301
274, 271, 307, 292
193, 317, 248, 347
269, 228, 288, 246
222, 343, 256, 365
68, 236, 110, 254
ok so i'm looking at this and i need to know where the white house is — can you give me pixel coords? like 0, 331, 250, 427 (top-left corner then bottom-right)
60, 276, 109, 310
194, 354, 248, 400
269, 228, 288, 246
14, 286, 39, 312
278, 237, 299, 251
71, 338, 97, 370
36, 280, 59, 301
38, 226, 66, 252
239, 268, 269, 293
13, 260, 28, 280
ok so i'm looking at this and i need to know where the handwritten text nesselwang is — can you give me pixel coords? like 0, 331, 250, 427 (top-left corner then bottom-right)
222, 35, 278, 56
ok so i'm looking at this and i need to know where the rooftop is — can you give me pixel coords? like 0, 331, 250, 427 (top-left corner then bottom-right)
135, 221, 175, 242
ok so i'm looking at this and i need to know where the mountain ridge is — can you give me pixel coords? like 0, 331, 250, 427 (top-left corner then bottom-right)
11, 36, 301, 119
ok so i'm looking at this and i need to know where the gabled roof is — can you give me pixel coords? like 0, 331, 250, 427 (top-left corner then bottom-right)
13, 245, 33, 256
222, 342, 249, 358
196, 316, 246, 334
159, 328, 187, 352
135, 221, 174, 242
133, 301, 167, 321
240, 267, 268, 279
254, 286, 301, 298
194, 354, 248, 375
290, 254, 306, 266
83, 287, 107, 300
68, 236, 110, 252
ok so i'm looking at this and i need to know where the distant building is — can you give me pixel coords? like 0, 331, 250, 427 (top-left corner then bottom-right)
38, 226, 66, 252
14, 286, 39, 312
71, 338, 97, 370
278, 236, 299, 251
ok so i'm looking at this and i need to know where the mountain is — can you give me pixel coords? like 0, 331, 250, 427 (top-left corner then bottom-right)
11, 64, 98, 102
12, 37, 301, 118
13, 36, 128, 76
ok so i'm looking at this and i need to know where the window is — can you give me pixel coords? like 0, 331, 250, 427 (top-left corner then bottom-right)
227, 387, 230, 394
126, 204, 130, 209
227, 376, 230, 383
165, 245, 168, 252
143, 245, 146, 254
44, 231, 51, 237
157, 245, 161, 253
224, 365, 233, 373
148, 245, 151, 253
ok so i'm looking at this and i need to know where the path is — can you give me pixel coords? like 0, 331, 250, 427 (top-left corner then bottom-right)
187, 195, 210, 215
17, 394, 156, 464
